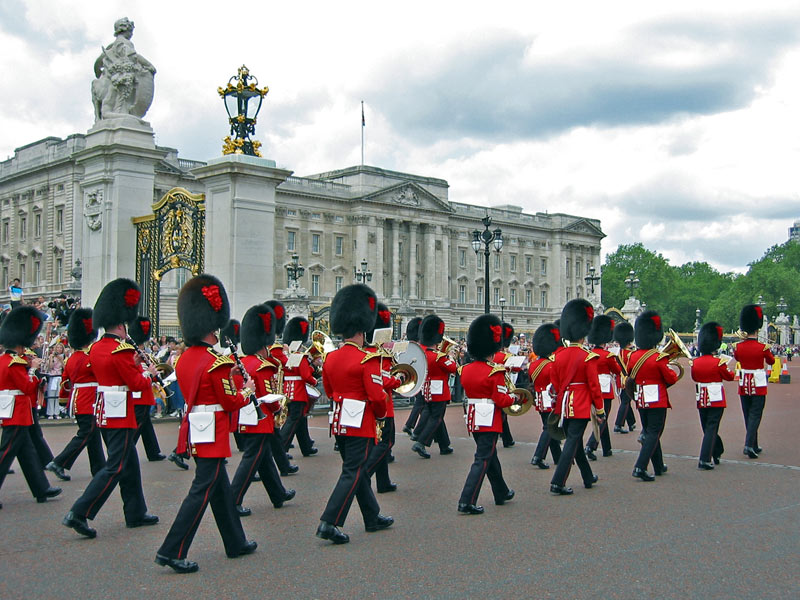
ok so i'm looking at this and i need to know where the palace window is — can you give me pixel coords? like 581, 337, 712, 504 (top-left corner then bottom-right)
19, 216, 26, 241
2, 219, 8, 244
55, 258, 63, 284
565, 259, 571, 278
311, 233, 320, 254
510, 288, 517, 305
477, 286, 483, 301
335, 276, 343, 292
525, 256, 532, 274
34, 261, 40, 285
510, 255, 516, 271
540, 290, 547, 307
494, 253, 500, 270
540, 257, 547, 276
287, 230, 296, 252
56, 208, 63, 234
335, 236, 344, 256
493, 287, 500, 305
34, 213, 41, 238
459, 248, 466, 267
311, 274, 320, 296
525, 289, 532, 308
459, 284, 466, 303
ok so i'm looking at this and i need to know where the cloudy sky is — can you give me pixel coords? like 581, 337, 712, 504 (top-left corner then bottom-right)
2, 0, 799, 273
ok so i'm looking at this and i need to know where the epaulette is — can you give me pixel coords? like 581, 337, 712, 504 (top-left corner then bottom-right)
206, 347, 234, 372
763, 343, 771, 351
718, 357, 729, 367
585, 351, 599, 361
256, 356, 278, 371
656, 352, 671, 361
111, 341, 136, 354
488, 362, 506, 377
435, 351, 451, 361
24, 348, 37, 356
457, 364, 463, 376
269, 343, 283, 351
360, 350, 383, 364
9, 354, 29, 367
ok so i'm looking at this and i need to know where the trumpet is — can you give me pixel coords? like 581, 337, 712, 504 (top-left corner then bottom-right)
438, 336, 457, 358
658, 328, 692, 382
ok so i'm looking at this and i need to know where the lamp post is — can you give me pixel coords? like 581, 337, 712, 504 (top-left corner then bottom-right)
499, 296, 506, 324
584, 265, 601, 302
354, 258, 372, 284
624, 269, 640, 297
471, 215, 503, 314
285, 253, 305, 290
694, 308, 701, 335
757, 295, 768, 343
218, 65, 268, 157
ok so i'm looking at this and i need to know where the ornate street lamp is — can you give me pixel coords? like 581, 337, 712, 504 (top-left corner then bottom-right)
285, 253, 304, 289
499, 296, 506, 324
218, 65, 268, 157
584, 265, 601, 295
354, 258, 372, 283
777, 297, 788, 314
695, 308, 701, 334
624, 269, 640, 297
471, 215, 503, 314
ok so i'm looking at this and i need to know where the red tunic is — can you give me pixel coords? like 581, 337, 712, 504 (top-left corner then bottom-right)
323, 342, 386, 438
625, 350, 678, 410
733, 339, 775, 395
0, 352, 38, 427
58, 350, 97, 415
594, 347, 622, 400
90, 335, 153, 429
269, 343, 288, 369
423, 348, 458, 402
366, 347, 404, 419
691, 355, 735, 408
550, 345, 604, 419
282, 354, 317, 405
615, 348, 632, 389
528, 357, 554, 413
462, 361, 515, 433
237, 354, 281, 434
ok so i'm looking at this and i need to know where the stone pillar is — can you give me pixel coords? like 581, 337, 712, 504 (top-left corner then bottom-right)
550, 235, 563, 310
192, 155, 292, 320
442, 226, 450, 303
391, 220, 400, 299
356, 216, 369, 277
374, 217, 385, 297
408, 221, 418, 299
434, 225, 444, 300
74, 117, 167, 304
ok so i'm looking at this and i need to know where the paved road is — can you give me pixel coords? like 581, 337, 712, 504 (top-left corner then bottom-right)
2, 363, 798, 599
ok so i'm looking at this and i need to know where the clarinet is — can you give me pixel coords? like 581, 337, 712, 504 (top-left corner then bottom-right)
128, 338, 171, 393
222, 336, 265, 420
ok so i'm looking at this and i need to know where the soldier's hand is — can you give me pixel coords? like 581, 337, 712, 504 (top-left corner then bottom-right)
242, 374, 255, 390
29, 357, 43, 370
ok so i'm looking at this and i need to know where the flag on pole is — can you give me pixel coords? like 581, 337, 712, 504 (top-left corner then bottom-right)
361, 101, 365, 126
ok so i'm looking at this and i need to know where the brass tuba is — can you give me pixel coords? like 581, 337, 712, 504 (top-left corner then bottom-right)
659, 328, 692, 381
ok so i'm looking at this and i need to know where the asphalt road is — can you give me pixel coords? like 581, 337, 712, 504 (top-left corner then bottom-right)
2, 363, 798, 599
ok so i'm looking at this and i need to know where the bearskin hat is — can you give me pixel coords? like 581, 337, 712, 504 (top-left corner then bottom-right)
0, 306, 45, 349
420, 314, 446, 347
501, 322, 514, 349
532, 323, 561, 359
178, 274, 231, 346
241, 304, 276, 355
613, 321, 634, 348
587, 315, 615, 347
406, 316, 422, 342
698, 322, 724, 355
92, 278, 141, 330
560, 299, 594, 342
467, 313, 503, 360
220, 319, 241, 348
739, 304, 763, 335
284, 316, 311, 346
367, 302, 393, 344
330, 284, 377, 338
67, 308, 96, 350
635, 310, 664, 350
264, 300, 287, 336
128, 316, 153, 346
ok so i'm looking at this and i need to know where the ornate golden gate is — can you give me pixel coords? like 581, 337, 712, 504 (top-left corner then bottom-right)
132, 187, 205, 336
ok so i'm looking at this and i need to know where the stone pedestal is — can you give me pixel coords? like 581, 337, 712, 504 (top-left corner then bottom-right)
192, 155, 292, 320
75, 117, 166, 304
621, 296, 643, 324
280, 286, 311, 320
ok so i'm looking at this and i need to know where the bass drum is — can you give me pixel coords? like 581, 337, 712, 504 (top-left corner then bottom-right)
392, 341, 428, 398
305, 384, 321, 400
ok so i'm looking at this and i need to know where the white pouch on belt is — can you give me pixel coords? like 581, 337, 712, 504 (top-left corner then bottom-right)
706, 383, 723, 403
598, 373, 612, 394
339, 398, 366, 428
429, 380, 444, 395
103, 391, 127, 418
0, 394, 15, 419
189, 412, 216, 444
753, 370, 767, 387
473, 403, 494, 427
238, 402, 258, 426
641, 384, 659, 404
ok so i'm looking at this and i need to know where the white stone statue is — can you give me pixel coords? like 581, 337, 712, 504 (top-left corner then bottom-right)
91, 17, 156, 121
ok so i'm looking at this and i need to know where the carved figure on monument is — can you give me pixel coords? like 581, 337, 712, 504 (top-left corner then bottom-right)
91, 17, 156, 121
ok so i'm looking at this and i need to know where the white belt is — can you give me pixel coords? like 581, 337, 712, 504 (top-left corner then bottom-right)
98, 385, 129, 392
191, 404, 224, 413
284, 376, 302, 381
740, 369, 764, 375
0, 389, 23, 395
340, 397, 366, 403
467, 398, 494, 405
697, 383, 721, 389
73, 382, 98, 389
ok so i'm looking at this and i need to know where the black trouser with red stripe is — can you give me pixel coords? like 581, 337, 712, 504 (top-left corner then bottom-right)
158, 457, 248, 560
551, 418, 594, 487
280, 401, 314, 455
740, 394, 765, 449
532, 412, 562, 463
458, 431, 510, 505
0, 425, 51, 498
230, 433, 286, 508
634, 407, 667, 474
500, 413, 514, 447
29, 410, 54, 466
586, 397, 613, 454
404, 393, 425, 431
70, 427, 147, 523
365, 417, 395, 491
416, 401, 451, 449
134, 405, 163, 461
52, 414, 106, 475
321, 435, 380, 527
698, 407, 725, 462
614, 388, 637, 429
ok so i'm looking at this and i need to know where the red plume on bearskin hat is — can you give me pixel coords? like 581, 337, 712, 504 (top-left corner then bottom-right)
405, 316, 422, 342
532, 322, 560, 358
178, 274, 231, 346
560, 299, 594, 342
330, 284, 377, 339
698, 321, 724, 355
367, 302, 393, 345
467, 313, 502, 360
67, 307, 96, 350
220, 319, 241, 348
92, 278, 141, 330
128, 316, 153, 346
501, 322, 514, 349
635, 310, 663, 350
284, 316, 311, 346
0, 305, 45, 349
739, 304, 763, 335
241, 304, 276, 355
264, 300, 287, 336
420, 314, 445, 347
613, 321, 634, 347
587, 315, 614, 346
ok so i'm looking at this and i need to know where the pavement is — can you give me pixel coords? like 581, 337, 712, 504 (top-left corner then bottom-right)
2, 362, 799, 599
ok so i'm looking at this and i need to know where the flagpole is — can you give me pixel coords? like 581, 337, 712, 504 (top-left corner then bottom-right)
361, 100, 365, 166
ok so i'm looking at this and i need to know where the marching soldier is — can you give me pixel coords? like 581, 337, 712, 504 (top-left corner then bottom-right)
317, 284, 393, 545
0, 306, 62, 507
265, 300, 298, 475
584, 315, 621, 460
401, 316, 423, 436
457, 314, 516, 514
692, 322, 734, 469
155, 274, 257, 573
128, 316, 166, 462
612, 322, 637, 434
411, 315, 456, 459
733, 304, 774, 458
628, 310, 678, 482
549, 299, 604, 495
63, 278, 158, 538
529, 323, 562, 469
279, 316, 318, 457
493, 322, 518, 448
230, 304, 295, 516
46, 308, 106, 480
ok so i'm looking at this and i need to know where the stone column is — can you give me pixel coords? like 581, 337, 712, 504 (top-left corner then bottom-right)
374, 217, 385, 297
408, 221, 418, 299
425, 224, 436, 300
356, 216, 369, 277
391, 220, 400, 299
442, 226, 450, 303
74, 117, 167, 304
192, 154, 292, 320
